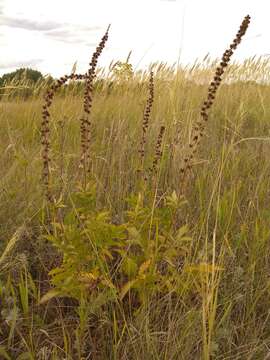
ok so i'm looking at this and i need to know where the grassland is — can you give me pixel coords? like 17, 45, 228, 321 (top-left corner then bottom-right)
1, 41, 270, 359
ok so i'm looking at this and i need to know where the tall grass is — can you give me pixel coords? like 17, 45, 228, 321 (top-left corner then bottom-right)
1, 15, 270, 359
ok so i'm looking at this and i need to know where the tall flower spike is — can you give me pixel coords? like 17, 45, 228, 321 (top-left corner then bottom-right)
150, 125, 166, 176
180, 15, 251, 181
138, 71, 154, 174
80, 25, 111, 176
41, 73, 87, 202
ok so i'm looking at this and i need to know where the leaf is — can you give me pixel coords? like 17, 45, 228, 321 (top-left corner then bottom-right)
122, 257, 138, 278
166, 190, 178, 207
127, 227, 142, 241
96, 211, 110, 222
176, 225, 190, 241
166, 191, 188, 208
39, 289, 61, 304
77, 271, 99, 285
119, 279, 137, 300
128, 226, 140, 237
126, 227, 143, 248
164, 248, 178, 259
48, 267, 65, 276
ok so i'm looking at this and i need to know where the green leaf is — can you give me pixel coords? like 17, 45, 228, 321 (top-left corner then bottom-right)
48, 267, 65, 276
127, 226, 140, 238
176, 225, 191, 242
122, 257, 138, 278
126, 226, 142, 246
96, 211, 110, 222
166, 190, 178, 207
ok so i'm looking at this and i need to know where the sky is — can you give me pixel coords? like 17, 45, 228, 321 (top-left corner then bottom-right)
0, 0, 269, 77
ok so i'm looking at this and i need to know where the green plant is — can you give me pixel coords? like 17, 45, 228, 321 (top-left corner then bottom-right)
40, 184, 193, 306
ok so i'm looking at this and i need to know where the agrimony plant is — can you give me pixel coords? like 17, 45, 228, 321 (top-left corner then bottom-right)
180, 15, 251, 182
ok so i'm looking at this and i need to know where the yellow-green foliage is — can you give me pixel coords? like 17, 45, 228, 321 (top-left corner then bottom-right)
41, 186, 191, 307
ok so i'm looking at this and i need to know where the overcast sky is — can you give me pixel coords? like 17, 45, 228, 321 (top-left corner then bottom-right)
0, 0, 269, 77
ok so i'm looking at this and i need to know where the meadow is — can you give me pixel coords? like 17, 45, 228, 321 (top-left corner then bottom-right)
1, 15, 270, 359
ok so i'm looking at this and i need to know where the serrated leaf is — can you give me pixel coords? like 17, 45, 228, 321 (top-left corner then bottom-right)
127, 226, 140, 239
176, 225, 188, 237
176, 225, 191, 242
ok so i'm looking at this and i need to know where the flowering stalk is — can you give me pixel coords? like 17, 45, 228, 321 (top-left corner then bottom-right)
41, 73, 86, 202
180, 15, 251, 179
80, 25, 111, 177
138, 71, 154, 171
150, 125, 166, 176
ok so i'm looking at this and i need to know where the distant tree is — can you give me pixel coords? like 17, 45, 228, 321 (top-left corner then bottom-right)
0, 68, 44, 86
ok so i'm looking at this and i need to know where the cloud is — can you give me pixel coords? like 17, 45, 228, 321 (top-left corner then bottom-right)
0, 16, 62, 31
0, 12, 101, 45
44, 25, 102, 44
84, 42, 99, 48
0, 59, 43, 70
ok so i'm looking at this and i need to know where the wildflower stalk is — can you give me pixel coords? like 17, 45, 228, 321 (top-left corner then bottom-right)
150, 125, 166, 176
180, 15, 251, 183
138, 71, 154, 179
80, 25, 111, 184
41, 73, 86, 202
